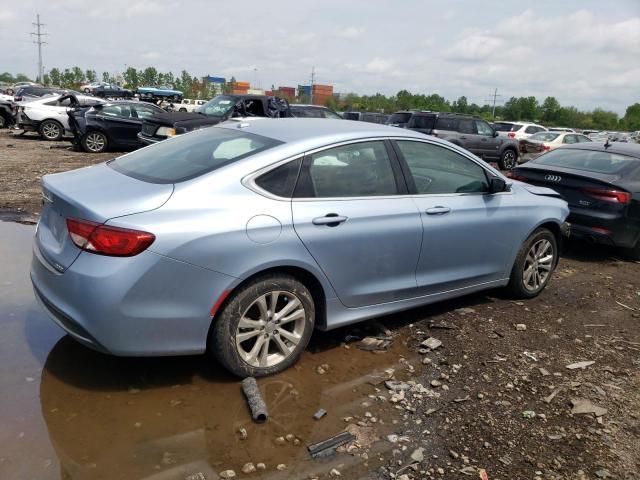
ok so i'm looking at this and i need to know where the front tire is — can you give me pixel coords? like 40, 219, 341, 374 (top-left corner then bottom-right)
210, 274, 315, 377
81, 131, 108, 153
39, 120, 63, 141
506, 228, 558, 299
624, 239, 640, 261
499, 149, 518, 170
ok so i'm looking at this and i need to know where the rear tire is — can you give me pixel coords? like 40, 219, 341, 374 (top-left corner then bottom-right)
81, 131, 108, 153
210, 274, 315, 377
506, 228, 558, 299
39, 119, 63, 141
623, 239, 640, 261
499, 149, 518, 170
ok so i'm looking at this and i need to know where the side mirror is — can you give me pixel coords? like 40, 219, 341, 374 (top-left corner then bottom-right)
488, 177, 507, 193
493, 130, 499, 137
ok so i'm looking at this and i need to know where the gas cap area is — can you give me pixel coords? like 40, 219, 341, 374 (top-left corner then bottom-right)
246, 215, 282, 244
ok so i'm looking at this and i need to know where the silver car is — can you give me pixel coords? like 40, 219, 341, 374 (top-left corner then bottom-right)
31, 119, 569, 377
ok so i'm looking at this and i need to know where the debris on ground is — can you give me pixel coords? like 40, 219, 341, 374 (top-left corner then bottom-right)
566, 360, 595, 370
514, 323, 527, 331
308, 431, 355, 458
313, 408, 327, 420
570, 398, 608, 417
241, 377, 268, 423
357, 336, 393, 351
420, 337, 442, 350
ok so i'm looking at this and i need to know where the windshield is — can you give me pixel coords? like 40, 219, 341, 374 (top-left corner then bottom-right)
387, 113, 412, 124
109, 128, 282, 183
529, 132, 560, 142
198, 95, 238, 117
533, 148, 638, 174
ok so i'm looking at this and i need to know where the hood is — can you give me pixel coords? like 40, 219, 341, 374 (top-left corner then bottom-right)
143, 111, 223, 130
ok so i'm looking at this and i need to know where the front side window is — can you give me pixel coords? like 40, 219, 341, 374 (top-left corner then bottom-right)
109, 128, 282, 183
134, 104, 162, 119
300, 141, 398, 198
99, 105, 132, 118
396, 140, 489, 194
563, 135, 577, 144
475, 120, 494, 136
435, 117, 458, 131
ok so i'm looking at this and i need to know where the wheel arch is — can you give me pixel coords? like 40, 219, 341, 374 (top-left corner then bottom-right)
208, 264, 330, 342
525, 219, 564, 268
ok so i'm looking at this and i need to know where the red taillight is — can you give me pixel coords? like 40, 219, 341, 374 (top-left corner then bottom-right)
66, 218, 155, 256
508, 132, 516, 138
542, 145, 551, 151
580, 188, 631, 204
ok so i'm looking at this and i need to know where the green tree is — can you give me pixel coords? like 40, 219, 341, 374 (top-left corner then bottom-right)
541, 96, 561, 123
123, 67, 139, 89
85, 69, 97, 83
452, 96, 468, 114
622, 103, 640, 131
140, 67, 158, 86
102, 71, 110, 83
48, 68, 61, 86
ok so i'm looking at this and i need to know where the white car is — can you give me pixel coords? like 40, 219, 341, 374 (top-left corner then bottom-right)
79, 82, 107, 94
15, 93, 105, 140
548, 127, 576, 133
493, 121, 547, 140
173, 98, 208, 112
519, 131, 592, 162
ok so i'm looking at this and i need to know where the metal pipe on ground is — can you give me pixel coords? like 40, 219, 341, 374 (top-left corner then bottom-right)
241, 377, 268, 423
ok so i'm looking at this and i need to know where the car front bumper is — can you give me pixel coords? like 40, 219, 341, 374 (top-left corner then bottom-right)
31, 239, 238, 356
137, 132, 165, 145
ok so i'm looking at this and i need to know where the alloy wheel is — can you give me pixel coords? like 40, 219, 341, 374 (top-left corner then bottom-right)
42, 122, 60, 139
522, 239, 554, 292
85, 133, 106, 152
235, 291, 306, 368
503, 151, 516, 169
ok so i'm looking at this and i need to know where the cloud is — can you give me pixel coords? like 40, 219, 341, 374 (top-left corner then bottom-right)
0, 11, 16, 22
336, 26, 365, 39
445, 34, 504, 61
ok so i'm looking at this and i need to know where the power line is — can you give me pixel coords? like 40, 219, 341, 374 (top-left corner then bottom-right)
30, 13, 48, 82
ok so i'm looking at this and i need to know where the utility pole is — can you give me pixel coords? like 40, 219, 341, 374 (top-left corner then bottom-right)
310, 66, 315, 104
31, 14, 48, 83
485, 88, 502, 119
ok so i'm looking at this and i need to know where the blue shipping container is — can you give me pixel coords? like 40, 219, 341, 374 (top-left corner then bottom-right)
206, 76, 226, 84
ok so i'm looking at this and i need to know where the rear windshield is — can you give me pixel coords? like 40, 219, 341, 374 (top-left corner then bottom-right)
388, 113, 411, 124
533, 148, 638, 174
529, 132, 560, 142
109, 128, 282, 183
493, 122, 523, 132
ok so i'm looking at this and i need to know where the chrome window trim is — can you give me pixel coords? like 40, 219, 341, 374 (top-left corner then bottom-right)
242, 136, 513, 202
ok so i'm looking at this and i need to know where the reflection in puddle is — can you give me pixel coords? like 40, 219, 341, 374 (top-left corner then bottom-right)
40, 337, 408, 479
0, 220, 412, 479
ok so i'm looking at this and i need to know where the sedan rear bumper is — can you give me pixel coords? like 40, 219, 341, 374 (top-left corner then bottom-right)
31, 240, 238, 356
568, 211, 639, 249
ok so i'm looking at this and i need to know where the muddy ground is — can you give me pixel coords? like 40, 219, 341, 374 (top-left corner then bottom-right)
0, 130, 639, 479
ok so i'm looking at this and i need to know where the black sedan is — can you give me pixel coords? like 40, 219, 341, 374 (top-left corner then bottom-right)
508, 142, 640, 259
92, 84, 133, 98
68, 101, 165, 153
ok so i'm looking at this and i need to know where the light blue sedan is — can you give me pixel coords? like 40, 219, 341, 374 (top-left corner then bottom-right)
31, 119, 569, 377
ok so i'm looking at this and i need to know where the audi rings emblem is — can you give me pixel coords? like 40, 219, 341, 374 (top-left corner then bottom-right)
545, 175, 562, 182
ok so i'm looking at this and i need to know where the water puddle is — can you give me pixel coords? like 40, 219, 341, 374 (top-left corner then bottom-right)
0, 221, 414, 479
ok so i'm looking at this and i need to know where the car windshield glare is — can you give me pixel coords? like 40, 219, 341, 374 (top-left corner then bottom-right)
533, 148, 638, 174
530, 132, 560, 142
198, 96, 238, 117
108, 128, 282, 183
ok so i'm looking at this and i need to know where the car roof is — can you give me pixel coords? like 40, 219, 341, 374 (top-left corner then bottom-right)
559, 142, 640, 157
291, 104, 329, 108
217, 118, 433, 145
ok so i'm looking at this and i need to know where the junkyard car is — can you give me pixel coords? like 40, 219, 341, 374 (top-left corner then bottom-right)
31, 119, 569, 377
137, 94, 291, 145
136, 85, 184, 101
16, 93, 105, 140
92, 84, 133, 99
68, 101, 165, 153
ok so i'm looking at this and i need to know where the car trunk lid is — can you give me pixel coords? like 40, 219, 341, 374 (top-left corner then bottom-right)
36, 163, 173, 272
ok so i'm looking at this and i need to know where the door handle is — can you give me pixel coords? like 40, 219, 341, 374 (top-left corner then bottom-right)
459, 136, 467, 139
312, 214, 348, 226
426, 206, 451, 215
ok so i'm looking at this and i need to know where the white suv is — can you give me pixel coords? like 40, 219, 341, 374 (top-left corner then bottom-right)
493, 121, 547, 140
16, 93, 104, 140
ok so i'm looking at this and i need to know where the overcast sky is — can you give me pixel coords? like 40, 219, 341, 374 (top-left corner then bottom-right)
1, 0, 639, 114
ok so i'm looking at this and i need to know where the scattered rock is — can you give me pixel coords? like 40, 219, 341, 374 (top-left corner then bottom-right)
220, 470, 236, 479
566, 360, 595, 370
515, 324, 527, 331
276, 464, 287, 471
329, 468, 341, 477
385, 380, 411, 392
316, 364, 329, 375
570, 398, 607, 417
430, 379, 443, 388
256, 463, 266, 470
386, 434, 399, 443
313, 408, 327, 420
241, 463, 256, 474
357, 336, 393, 351
539, 368, 550, 376
410, 447, 425, 462
455, 307, 476, 315
421, 337, 442, 350
595, 469, 611, 478
238, 428, 247, 440
522, 410, 536, 419
274, 436, 286, 446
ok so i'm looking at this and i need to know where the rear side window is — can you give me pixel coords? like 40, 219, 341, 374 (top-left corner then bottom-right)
458, 119, 475, 134
388, 113, 411, 124
255, 158, 302, 198
530, 132, 560, 142
435, 117, 458, 131
298, 141, 398, 197
411, 115, 436, 129
493, 122, 515, 132
109, 128, 282, 183
533, 149, 638, 174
